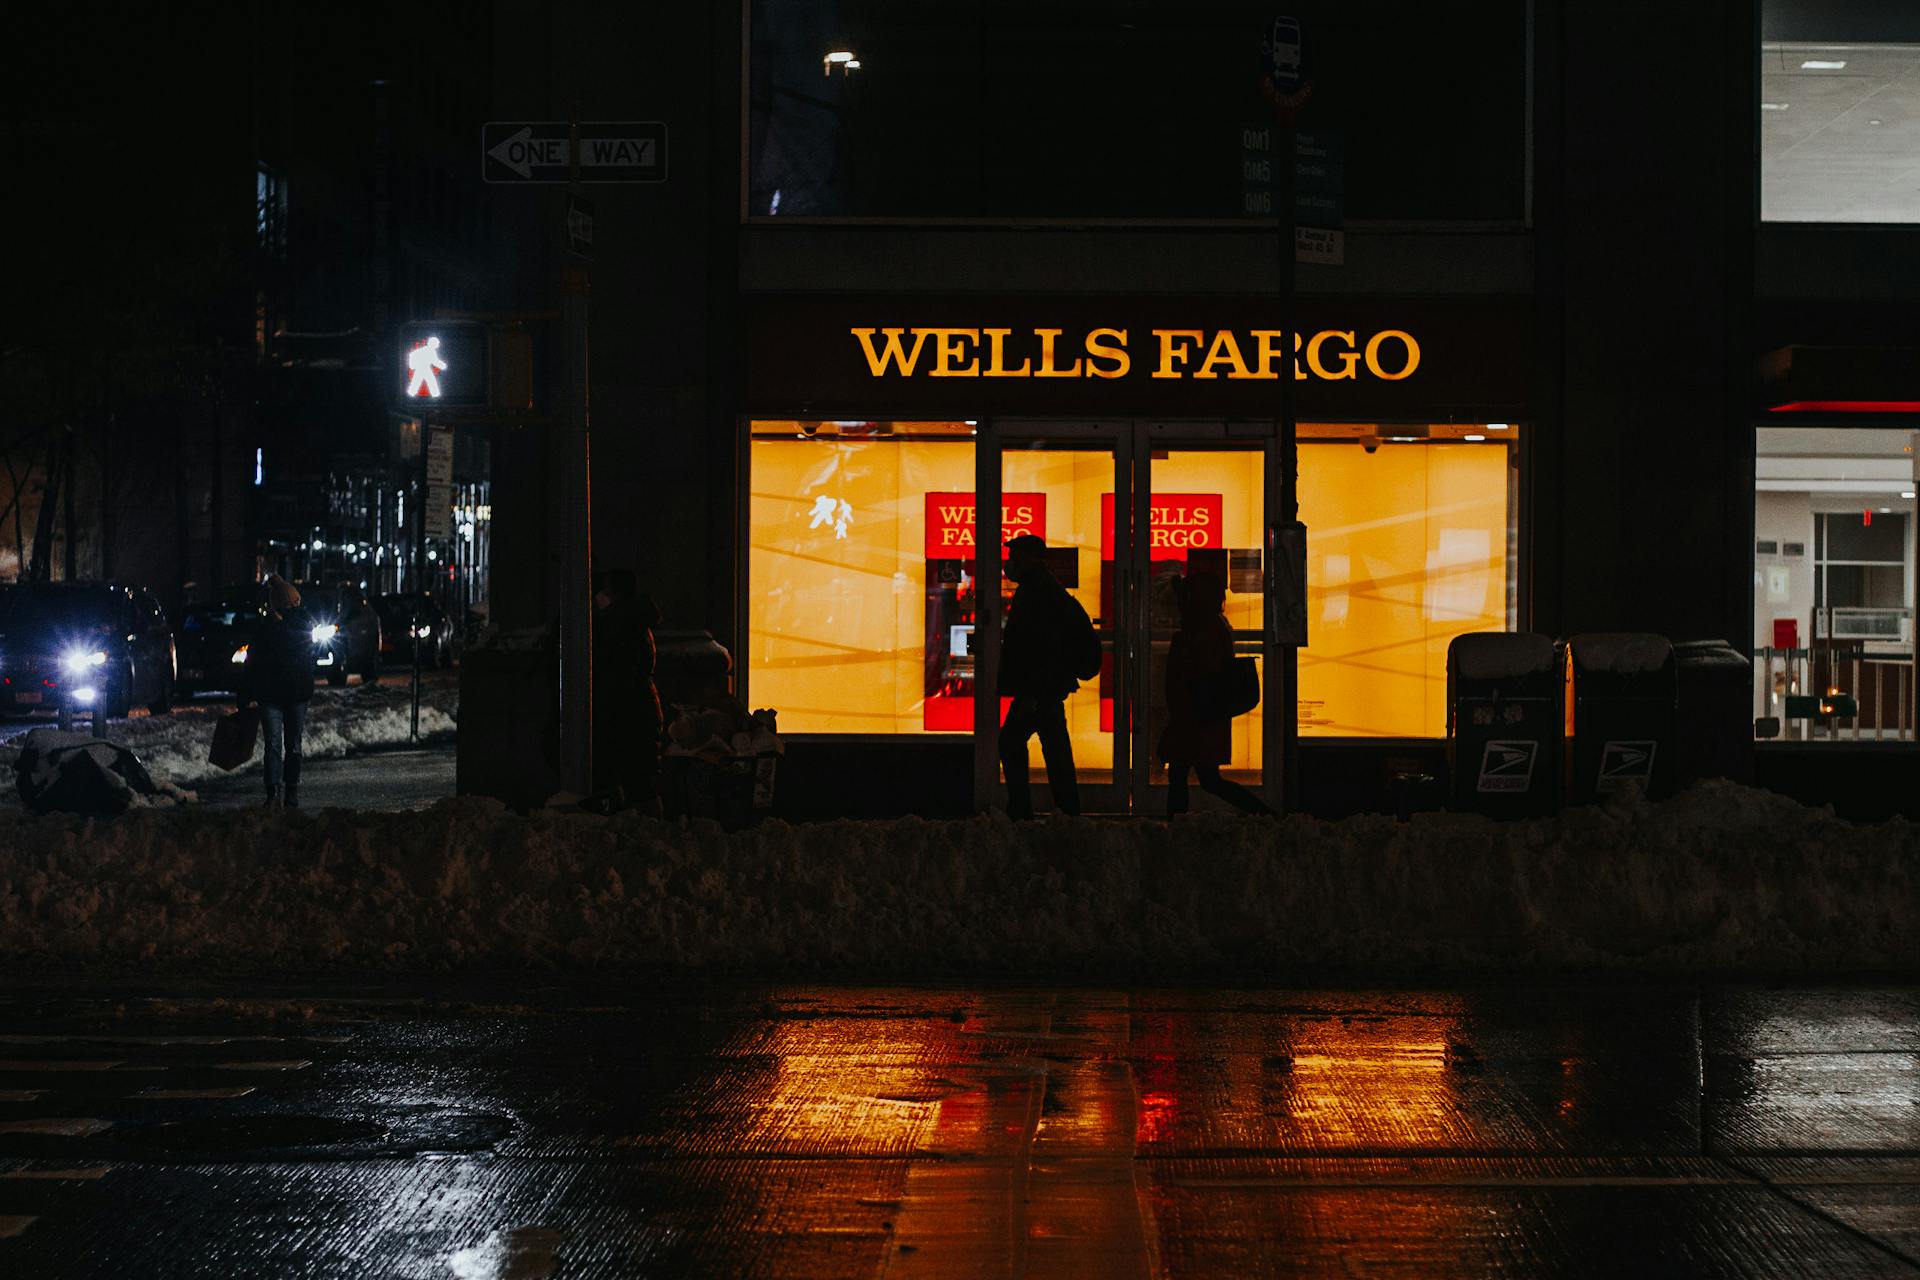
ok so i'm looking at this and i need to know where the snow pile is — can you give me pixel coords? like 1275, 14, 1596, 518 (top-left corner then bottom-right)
12, 729, 195, 814
0, 681, 456, 799
1570, 632, 1673, 676
0, 779, 1914, 975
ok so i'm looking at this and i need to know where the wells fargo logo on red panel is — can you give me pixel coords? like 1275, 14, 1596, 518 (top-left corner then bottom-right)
1099, 494, 1224, 560
925, 493, 1046, 559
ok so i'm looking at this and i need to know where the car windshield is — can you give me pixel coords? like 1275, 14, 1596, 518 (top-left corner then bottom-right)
0, 593, 122, 633
378, 597, 433, 621
294, 586, 345, 618
184, 606, 257, 630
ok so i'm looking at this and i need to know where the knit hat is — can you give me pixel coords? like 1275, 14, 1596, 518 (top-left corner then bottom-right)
267, 574, 301, 613
1006, 534, 1048, 562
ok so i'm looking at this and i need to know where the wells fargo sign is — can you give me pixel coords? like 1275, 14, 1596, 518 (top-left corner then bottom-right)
852, 326, 1419, 383
744, 295, 1530, 418
925, 493, 1045, 559
1100, 494, 1225, 561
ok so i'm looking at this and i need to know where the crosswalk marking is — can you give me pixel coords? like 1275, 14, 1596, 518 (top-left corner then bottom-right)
0, 1119, 111, 1138
0, 1215, 34, 1239
0, 1167, 111, 1181
135, 1087, 256, 1100
0, 1092, 46, 1102
0, 1061, 124, 1073
214, 1060, 312, 1072
0, 1035, 352, 1047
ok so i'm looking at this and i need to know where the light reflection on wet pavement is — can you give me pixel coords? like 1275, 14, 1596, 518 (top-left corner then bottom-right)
0, 983, 1918, 1276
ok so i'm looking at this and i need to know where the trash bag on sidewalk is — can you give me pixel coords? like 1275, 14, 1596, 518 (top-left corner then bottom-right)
13, 729, 183, 815
660, 753, 778, 828
661, 701, 781, 825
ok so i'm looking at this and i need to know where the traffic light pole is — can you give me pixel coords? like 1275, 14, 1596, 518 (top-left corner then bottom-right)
556, 119, 594, 800
1274, 112, 1302, 814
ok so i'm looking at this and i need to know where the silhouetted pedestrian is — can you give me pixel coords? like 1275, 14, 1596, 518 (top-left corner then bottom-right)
247, 574, 315, 809
998, 534, 1094, 820
593, 569, 664, 814
1160, 573, 1273, 818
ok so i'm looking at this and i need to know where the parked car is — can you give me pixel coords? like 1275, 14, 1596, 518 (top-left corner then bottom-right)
174, 593, 269, 698
0, 582, 176, 718
375, 593, 454, 668
296, 581, 381, 686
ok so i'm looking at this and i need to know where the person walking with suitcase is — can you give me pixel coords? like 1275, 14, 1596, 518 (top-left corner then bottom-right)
1159, 572, 1273, 818
248, 575, 316, 809
998, 534, 1098, 820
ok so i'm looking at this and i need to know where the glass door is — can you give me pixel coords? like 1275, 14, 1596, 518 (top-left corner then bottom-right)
1135, 424, 1272, 815
974, 421, 1133, 815
975, 420, 1279, 815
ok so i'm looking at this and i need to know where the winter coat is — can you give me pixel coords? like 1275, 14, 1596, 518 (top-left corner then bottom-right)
998, 571, 1080, 701
247, 608, 316, 707
1157, 613, 1233, 767
594, 596, 663, 743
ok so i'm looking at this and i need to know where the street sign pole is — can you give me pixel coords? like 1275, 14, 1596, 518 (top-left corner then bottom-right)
1264, 16, 1310, 814
415, 411, 429, 735
1276, 117, 1300, 813
556, 117, 595, 800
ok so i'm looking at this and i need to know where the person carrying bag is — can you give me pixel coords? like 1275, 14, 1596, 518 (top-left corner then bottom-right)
209, 704, 260, 773
1157, 572, 1273, 819
244, 575, 316, 809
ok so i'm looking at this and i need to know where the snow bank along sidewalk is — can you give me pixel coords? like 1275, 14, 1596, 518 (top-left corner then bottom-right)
0, 681, 457, 801
1, 779, 1914, 975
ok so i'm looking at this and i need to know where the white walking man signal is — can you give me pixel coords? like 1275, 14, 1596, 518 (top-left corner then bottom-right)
407, 336, 448, 398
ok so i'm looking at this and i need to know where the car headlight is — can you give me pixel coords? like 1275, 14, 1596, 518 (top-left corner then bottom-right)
311, 623, 339, 643
231, 645, 250, 665
72, 686, 97, 705
62, 649, 108, 675
412, 625, 433, 639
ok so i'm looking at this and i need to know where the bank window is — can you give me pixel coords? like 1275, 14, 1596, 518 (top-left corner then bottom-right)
1298, 423, 1521, 737
746, 418, 1522, 739
1754, 427, 1917, 741
748, 420, 978, 734
1761, 2, 1920, 222
748, 1, 1527, 222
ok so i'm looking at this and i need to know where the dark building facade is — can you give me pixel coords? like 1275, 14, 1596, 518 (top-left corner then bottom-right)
18, 1, 1908, 817
450, 1, 1919, 816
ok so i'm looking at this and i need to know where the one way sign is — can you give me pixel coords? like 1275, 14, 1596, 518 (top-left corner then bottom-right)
482, 121, 668, 184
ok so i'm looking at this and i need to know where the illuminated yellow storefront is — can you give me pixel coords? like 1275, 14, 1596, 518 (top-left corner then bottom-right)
739, 295, 1531, 809
747, 424, 1517, 745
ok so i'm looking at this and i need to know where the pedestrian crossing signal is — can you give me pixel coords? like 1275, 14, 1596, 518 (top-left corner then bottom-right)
407, 336, 447, 398
395, 322, 490, 409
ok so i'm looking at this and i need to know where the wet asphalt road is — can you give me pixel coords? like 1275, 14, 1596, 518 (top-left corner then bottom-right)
2, 982, 1919, 1277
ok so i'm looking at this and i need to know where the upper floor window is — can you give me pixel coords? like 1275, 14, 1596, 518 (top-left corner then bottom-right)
748, 1, 1527, 223
1762, 1, 1920, 222
256, 165, 287, 259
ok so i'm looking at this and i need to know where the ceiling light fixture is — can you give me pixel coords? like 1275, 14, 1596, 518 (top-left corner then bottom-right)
1761, 102, 1791, 111
1463, 434, 1486, 442
1800, 59, 1847, 70
1486, 423, 1510, 431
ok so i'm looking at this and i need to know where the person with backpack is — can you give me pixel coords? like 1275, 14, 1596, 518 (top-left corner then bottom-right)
997, 534, 1098, 820
1159, 572, 1273, 818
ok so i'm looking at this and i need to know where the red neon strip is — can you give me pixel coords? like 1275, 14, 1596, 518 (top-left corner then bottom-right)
1769, 400, 1920, 413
